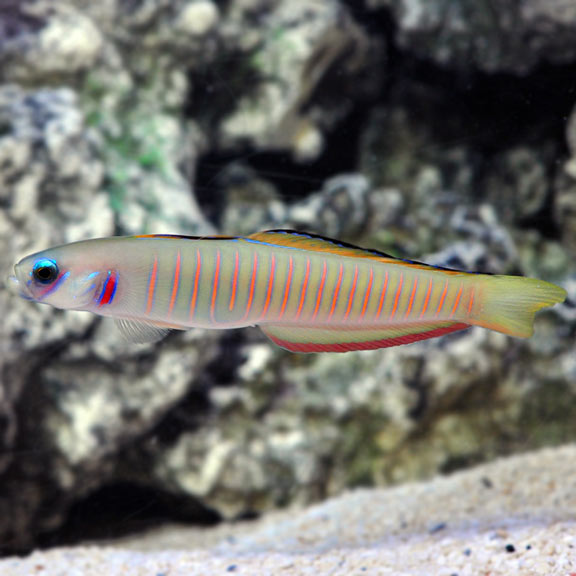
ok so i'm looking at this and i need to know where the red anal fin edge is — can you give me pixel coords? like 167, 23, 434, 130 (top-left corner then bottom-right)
264, 322, 470, 353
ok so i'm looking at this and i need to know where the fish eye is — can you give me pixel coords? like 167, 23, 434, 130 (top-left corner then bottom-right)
32, 259, 59, 285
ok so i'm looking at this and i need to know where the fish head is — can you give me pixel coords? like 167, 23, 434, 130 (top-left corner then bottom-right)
9, 243, 110, 311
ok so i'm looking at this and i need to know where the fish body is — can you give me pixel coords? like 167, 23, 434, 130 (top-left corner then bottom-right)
9, 230, 566, 352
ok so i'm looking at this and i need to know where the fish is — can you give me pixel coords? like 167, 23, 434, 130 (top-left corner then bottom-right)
8, 230, 566, 353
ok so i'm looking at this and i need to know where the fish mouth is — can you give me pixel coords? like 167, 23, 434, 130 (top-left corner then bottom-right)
6, 271, 33, 301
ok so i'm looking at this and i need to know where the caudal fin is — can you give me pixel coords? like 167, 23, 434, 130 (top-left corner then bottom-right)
473, 275, 566, 338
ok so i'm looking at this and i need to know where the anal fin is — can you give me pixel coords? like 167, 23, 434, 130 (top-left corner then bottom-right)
260, 322, 470, 353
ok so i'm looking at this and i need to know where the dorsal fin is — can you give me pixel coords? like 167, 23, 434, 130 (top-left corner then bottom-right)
245, 230, 462, 274
245, 230, 396, 260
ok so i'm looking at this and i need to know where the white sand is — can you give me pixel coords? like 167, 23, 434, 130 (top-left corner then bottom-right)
3, 445, 576, 575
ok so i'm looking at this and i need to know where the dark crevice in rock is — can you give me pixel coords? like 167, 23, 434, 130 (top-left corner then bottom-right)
200, 330, 248, 388
191, 6, 385, 220
380, 54, 576, 237
404, 358, 427, 420
186, 50, 263, 138
150, 333, 246, 447
387, 56, 576, 153
195, 104, 375, 224
517, 187, 559, 239
36, 482, 221, 549
440, 453, 484, 475
152, 386, 213, 446
0, 1, 47, 41
342, 1, 397, 44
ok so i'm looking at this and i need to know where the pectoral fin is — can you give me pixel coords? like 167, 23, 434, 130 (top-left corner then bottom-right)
115, 318, 185, 343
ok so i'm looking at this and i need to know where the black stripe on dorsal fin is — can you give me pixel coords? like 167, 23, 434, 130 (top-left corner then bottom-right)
131, 234, 240, 240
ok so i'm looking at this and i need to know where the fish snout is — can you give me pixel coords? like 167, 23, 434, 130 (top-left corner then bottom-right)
6, 268, 33, 300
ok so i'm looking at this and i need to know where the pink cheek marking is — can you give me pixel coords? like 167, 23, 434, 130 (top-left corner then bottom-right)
37, 271, 71, 300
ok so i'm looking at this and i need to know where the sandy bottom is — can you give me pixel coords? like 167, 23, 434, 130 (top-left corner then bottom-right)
3, 445, 576, 575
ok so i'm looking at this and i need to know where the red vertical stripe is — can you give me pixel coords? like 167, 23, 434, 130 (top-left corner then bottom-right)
360, 268, 373, 319
344, 265, 358, 321
435, 281, 449, 317
168, 251, 181, 316
243, 252, 258, 320
260, 254, 276, 318
467, 286, 475, 317
404, 277, 418, 319
229, 250, 239, 311
210, 250, 221, 322
420, 278, 433, 318
189, 249, 201, 320
389, 273, 404, 320
146, 256, 158, 315
375, 271, 389, 318
279, 256, 293, 320
328, 263, 344, 320
450, 283, 464, 318
311, 260, 327, 321
295, 258, 310, 320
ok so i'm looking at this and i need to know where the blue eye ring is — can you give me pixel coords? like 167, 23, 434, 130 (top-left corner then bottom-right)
32, 259, 59, 285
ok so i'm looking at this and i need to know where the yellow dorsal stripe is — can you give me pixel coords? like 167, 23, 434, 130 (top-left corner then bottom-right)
246, 230, 465, 275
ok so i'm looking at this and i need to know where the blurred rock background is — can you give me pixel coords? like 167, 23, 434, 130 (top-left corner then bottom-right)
0, 0, 575, 554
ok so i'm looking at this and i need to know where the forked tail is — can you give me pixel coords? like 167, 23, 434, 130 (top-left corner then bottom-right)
471, 275, 566, 338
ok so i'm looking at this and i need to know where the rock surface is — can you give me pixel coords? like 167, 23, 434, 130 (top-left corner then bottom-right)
0, 82, 219, 549
1, 0, 575, 554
